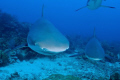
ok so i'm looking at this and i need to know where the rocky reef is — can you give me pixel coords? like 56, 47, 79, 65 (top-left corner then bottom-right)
0, 10, 32, 66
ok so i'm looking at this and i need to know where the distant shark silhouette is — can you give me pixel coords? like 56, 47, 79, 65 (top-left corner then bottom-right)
85, 28, 105, 60
27, 4, 69, 55
69, 28, 117, 61
70, 28, 105, 60
76, 0, 115, 11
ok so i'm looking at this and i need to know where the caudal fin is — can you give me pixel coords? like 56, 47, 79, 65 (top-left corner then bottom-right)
42, 4, 44, 17
101, 5, 115, 8
75, 6, 87, 11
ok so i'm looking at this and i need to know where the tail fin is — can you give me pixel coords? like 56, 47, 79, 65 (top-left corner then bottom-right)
75, 6, 87, 11
42, 4, 44, 17
93, 27, 96, 38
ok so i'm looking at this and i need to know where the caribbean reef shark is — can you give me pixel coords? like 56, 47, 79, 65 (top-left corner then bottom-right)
76, 0, 115, 11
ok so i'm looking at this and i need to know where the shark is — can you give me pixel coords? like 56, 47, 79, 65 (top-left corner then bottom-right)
76, 0, 115, 11
27, 4, 69, 55
85, 27, 105, 60
69, 28, 118, 62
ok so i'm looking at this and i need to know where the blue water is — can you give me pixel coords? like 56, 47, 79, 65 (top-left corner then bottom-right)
0, 0, 120, 42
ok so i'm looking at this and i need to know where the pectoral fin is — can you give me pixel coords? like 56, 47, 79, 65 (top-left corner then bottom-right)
101, 5, 115, 8
69, 53, 84, 57
75, 6, 87, 11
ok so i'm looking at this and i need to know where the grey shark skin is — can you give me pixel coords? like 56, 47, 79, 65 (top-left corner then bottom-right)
27, 5, 69, 55
76, 0, 115, 11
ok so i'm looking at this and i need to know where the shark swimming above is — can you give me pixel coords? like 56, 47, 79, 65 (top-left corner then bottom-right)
27, 4, 69, 55
76, 0, 115, 11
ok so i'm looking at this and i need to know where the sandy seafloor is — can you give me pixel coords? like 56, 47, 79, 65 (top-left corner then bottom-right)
0, 52, 120, 80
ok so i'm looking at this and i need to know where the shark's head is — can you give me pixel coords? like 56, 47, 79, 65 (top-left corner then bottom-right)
85, 38, 105, 60
27, 17, 69, 55
27, 34, 69, 55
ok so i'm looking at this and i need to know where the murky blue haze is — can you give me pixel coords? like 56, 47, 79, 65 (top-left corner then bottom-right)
0, 0, 120, 42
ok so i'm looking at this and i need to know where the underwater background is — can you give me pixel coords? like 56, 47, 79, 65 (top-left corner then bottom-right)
0, 0, 120, 80
0, 0, 120, 42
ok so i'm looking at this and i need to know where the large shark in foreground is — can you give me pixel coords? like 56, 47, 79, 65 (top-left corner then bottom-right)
27, 5, 69, 55
76, 0, 115, 11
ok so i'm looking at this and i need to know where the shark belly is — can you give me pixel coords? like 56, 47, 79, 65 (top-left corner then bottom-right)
87, 0, 102, 10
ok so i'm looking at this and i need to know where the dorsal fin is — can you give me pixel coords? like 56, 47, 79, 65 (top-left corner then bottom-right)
93, 27, 96, 38
42, 4, 44, 17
